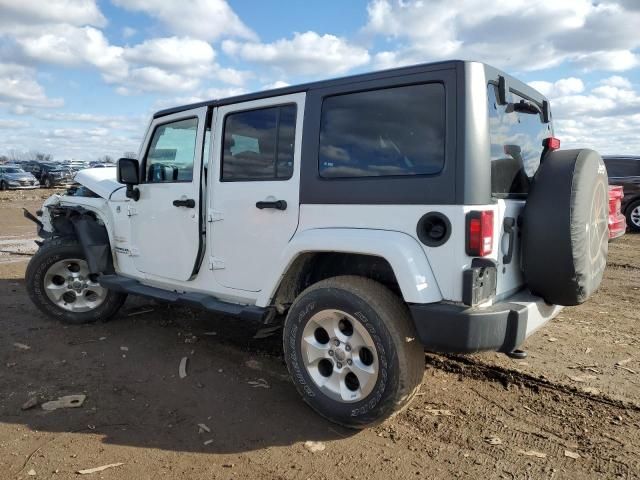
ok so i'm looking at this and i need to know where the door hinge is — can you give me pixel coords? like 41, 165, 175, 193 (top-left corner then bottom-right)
208, 257, 225, 270
127, 205, 137, 217
207, 210, 223, 222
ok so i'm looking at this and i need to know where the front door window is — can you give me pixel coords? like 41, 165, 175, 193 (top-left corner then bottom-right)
145, 117, 199, 183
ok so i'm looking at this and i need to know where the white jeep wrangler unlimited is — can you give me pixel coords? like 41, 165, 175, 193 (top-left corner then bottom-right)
25, 61, 609, 428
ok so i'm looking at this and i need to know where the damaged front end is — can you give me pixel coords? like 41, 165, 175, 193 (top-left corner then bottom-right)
23, 183, 117, 276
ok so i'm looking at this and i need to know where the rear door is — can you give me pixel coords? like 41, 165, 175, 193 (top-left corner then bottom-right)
130, 107, 207, 282
209, 93, 304, 292
487, 83, 553, 298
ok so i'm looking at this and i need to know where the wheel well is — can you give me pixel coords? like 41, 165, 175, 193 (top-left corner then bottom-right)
272, 252, 402, 312
624, 196, 640, 213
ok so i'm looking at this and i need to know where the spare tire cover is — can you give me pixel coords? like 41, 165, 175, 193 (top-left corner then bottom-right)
522, 149, 608, 306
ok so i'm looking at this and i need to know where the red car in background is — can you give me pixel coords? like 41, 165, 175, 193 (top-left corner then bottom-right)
608, 185, 626, 240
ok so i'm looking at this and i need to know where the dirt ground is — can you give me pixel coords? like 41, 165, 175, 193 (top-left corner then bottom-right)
0, 190, 638, 479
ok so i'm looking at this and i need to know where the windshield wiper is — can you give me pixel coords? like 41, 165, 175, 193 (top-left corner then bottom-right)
506, 99, 541, 115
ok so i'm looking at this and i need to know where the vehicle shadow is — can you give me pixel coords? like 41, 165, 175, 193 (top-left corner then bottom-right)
0, 278, 357, 455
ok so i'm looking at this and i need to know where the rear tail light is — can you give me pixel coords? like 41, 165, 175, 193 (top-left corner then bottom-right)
466, 211, 494, 257
542, 137, 561, 151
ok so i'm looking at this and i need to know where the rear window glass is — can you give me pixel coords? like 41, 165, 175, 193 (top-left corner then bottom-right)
604, 158, 640, 177
319, 83, 445, 178
488, 84, 552, 197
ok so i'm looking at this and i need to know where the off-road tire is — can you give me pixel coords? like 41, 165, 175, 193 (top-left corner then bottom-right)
26, 238, 126, 324
625, 199, 640, 233
0, 180, 6, 191
283, 275, 424, 429
44, 177, 54, 189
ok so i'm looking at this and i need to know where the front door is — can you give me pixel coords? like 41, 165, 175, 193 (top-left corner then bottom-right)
130, 107, 207, 282
210, 93, 305, 291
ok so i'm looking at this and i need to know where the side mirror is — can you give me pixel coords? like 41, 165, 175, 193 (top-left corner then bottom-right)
117, 158, 140, 201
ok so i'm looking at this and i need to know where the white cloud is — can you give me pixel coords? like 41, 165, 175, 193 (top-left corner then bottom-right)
111, 0, 255, 41
364, 0, 640, 72
262, 81, 290, 90
123, 37, 215, 69
0, 119, 29, 129
0, 0, 105, 27
223, 31, 370, 76
599, 75, 633, 89
543, 79, 640, 155
0, 63, 64, 108
528, 77, 585, 98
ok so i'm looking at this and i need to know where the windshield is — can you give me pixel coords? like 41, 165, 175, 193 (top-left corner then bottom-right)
487, 83, 552, 198
4, 168, 25, 174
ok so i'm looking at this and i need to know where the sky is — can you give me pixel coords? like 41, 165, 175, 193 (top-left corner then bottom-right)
0, 0, 639, 161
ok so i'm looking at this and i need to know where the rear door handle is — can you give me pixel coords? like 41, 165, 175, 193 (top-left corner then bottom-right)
502, 217, 516, 265
173, 198, 196, 208
256, 200, 287, 211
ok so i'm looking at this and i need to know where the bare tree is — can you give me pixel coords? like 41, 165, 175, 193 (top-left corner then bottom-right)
123, 151, 137, 160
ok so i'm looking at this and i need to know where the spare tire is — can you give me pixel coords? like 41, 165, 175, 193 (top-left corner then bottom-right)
522, 149, 608, 306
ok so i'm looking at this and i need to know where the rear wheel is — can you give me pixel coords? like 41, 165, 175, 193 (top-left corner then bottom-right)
0, 180, 6, 190
626, 199, 640, 232
283, 276, 424, 428
26, 238, 126, 324
44, 177, 54, 188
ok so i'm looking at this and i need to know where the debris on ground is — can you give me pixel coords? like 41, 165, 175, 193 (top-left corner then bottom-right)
247, 378, 270, 389
184, 334, 198, 344
27, 468, 36, 476
77, 463, 124, 474
582, 387, 600, 395
120, 346, 129, 351
245, 359, 261, 370
21, 397, 39, 410
424, 408, 454, 416
484, 436, 502, 445
179, 357, 188, 379
518, 450, 547, 459
203, 331, 217, 336
126, 306, 155, 317
197, 423, 211, 433
203, 439, 213, 446
41, 394, 86, 411
567, 374, 597, 383
615, 358, 632, 367
13, 342, 30, 350
252, 325, 280, 339
564, 450, 581, 459
304, 441, 326, 453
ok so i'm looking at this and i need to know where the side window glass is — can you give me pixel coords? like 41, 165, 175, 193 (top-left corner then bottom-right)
145, 117, 198, 183
221, 105, 296, 181
319, 83, 445, 178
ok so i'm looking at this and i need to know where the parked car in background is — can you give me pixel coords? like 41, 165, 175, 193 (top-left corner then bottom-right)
608, 186, 626, 239
0, 165, 39, 190
603, 156, 640, 232
23, 161, 75, 188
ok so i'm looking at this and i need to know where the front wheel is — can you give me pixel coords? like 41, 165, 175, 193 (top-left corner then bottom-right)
283, 276, 424, 428
626, 199, 640, 232
26, 238, 126, 324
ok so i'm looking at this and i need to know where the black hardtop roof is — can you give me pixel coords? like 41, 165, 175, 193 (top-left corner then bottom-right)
153, 60, 468, 119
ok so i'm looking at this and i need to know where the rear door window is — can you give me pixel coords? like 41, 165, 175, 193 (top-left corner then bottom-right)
488, 84, 552, 197
319, 83, 445, 178
221, 104, 296, 181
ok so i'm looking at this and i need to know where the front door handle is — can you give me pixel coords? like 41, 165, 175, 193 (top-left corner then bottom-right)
173, 198, 196, 208
256, 200, 287, 211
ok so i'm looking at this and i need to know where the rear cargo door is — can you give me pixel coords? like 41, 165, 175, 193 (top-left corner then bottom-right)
487, 83, 553, 299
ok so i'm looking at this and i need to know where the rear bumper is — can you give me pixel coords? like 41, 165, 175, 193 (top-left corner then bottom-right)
410, 291, 562, 353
